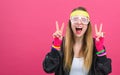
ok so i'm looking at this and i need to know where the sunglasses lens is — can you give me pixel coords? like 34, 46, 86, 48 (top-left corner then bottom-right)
70, 16, 89, 25
81, 17, 89, 24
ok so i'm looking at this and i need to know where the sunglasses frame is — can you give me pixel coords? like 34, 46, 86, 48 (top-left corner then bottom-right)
70, 16, 90, 25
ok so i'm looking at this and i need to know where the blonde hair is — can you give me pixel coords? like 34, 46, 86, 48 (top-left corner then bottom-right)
63, 7, 93, 72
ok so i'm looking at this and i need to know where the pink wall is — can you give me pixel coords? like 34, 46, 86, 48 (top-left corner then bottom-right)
0, 0, 120, 75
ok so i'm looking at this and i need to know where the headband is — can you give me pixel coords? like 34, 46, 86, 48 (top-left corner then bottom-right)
70, 10, 90, 18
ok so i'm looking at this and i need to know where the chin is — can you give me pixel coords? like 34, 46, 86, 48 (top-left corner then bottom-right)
75, 34, 83, 38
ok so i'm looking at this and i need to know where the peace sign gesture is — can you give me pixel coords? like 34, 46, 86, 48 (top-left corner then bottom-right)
95, 23, 104, 41
53, 21, 64, 40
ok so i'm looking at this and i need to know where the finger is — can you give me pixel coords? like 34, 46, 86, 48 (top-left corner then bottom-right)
53, 31, 62, 38
56, 21, 59, 31
53, 32, 56, 38
99, 23, 103, 32
101, 32, 104, 37
96, 32, 104, 40
59, 35, 63, 40
95, 24, 98, 34
96, 37, 100, 41
60, 22, 64, 33
53, 33, 59, 38
53, 31, 59, 38
57, 31, 62, 36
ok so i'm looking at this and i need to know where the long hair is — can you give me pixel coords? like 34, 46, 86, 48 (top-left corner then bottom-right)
63, 7, 93, 72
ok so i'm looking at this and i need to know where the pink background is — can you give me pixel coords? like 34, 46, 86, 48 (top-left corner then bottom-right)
0, 0, 120, 75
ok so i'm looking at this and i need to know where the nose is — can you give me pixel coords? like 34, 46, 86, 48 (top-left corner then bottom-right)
77, 20, 83, 27
77, 23, 83, 27
78, 20, 82, 24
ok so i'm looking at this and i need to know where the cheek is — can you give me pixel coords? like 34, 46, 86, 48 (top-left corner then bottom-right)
83, 26, 88, 32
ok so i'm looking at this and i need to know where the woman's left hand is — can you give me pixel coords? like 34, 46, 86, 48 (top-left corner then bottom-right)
95, 23, 104, 51
95, 23, 104, 41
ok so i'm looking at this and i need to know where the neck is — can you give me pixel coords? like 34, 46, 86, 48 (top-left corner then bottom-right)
73, 36, 84, 58
74, 36, 84, 44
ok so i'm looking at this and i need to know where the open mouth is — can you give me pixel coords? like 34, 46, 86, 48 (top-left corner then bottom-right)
76, 28, 82, 31
75, 28, 82, 34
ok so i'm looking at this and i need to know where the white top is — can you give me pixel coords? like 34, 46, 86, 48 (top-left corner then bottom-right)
70, 57, 88, 75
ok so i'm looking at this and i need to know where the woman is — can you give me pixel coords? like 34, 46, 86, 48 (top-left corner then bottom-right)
43, 7, 112, 75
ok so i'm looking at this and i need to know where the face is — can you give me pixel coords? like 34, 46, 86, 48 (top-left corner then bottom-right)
70, 15, 89, 38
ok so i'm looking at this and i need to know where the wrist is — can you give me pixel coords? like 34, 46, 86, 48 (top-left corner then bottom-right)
96, 49, 106, 56
53, 37, 62, 46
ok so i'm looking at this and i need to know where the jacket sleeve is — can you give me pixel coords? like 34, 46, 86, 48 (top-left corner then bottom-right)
93, 38, 112, 74
43, 38, 64, 73
95, 45, 112, 75
43, 48, 62, 73
96, 55, 112, 75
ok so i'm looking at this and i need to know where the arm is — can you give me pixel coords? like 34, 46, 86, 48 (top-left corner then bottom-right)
95, 44, 112, 74
94, 24, 112, 74
96, 55, 112, 75
43, 21, 64, 73
43, 38, 63, 73
43, 48, 61, 73
94, 37, 112, 74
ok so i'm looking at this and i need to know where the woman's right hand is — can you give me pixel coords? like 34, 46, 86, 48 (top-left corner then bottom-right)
52, 21, 64, 47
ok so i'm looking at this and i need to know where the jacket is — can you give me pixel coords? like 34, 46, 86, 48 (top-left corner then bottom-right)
43, 38, 112, 75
